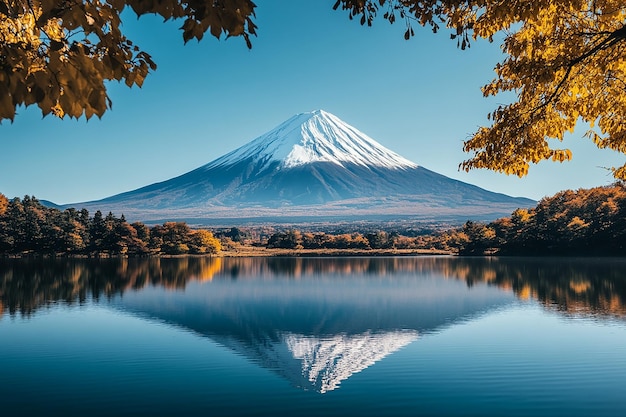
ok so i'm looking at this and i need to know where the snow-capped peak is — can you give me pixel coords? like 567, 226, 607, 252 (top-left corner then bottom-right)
205, 110, 418, 172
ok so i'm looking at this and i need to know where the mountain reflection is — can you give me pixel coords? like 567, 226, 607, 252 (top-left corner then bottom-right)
284, 331, 418, 393
3, 256, 626, 393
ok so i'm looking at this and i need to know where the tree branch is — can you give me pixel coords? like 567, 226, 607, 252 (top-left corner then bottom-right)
532, 24, 626, 116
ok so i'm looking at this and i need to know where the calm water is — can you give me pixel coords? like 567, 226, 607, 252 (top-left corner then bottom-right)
1, 256, 626, 416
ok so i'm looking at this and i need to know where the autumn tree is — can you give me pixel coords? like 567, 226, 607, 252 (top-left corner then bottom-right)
301, 232, 331, 249
59, 209, 88, 253
157, 222, 192, 254
0, 192, 9, 249
457, 1, 626, 180
110, 217, 150, 255
453, 184, 626, 255
336, 1, 626, 178
457, 221, 496, 255
3, 1, 626, 177
0, 0, 256, 120
189, 229, 221, 254
131, 221, 150, 243
0, 193, 7, 216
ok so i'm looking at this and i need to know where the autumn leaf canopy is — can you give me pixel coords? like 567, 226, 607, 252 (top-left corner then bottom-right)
335, 1, 626, 178
1, 0, 626, 178
0, 0, 257, 120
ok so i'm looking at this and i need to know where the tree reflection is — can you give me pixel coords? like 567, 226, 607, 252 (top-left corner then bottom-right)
1, 256, 625, 319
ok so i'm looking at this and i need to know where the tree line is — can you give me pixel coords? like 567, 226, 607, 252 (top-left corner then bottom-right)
450, 184, 626, 256
2, 184, 626, 256
0, 195, 221, 256
265, 229, 450, 252
262, 184, 626, 256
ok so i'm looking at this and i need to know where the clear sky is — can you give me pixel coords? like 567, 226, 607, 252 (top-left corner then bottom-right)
1, 1, 624, 204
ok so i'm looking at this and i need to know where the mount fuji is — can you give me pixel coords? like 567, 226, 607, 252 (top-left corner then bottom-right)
73, 110, 534, 222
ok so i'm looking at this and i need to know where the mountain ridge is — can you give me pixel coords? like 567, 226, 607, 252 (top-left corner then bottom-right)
67, 110, 534, 222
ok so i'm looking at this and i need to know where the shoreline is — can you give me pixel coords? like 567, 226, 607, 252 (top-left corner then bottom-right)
219, 247, 453, 257
0, 247, 453, 259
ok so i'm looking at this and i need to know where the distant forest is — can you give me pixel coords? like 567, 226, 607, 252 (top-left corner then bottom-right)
0, 195, 221, 256
258, 184, 626, 256
450, 184, 626, 255
1, 184, 626, 256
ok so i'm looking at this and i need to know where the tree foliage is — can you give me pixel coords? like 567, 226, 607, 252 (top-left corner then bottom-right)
336, 0, 626, 178
2, 1, 625, 177
0, 193, 7, 216
450, 184, 626, 255
0, 0, 256, 120
265, 229, 446, 251
0, 196, 221, 256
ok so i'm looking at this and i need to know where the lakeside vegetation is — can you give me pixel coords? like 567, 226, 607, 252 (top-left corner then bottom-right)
453, 184, 626, 256
1, 184, 625, 257
0, 194, 221, 256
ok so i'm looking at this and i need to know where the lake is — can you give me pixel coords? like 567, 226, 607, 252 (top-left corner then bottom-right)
1, 256, 626, 416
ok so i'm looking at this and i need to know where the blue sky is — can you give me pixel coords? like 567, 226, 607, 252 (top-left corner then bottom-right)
1, 1, 624, 204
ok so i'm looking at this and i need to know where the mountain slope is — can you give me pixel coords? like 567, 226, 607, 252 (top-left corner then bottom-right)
72, 110, 534, 221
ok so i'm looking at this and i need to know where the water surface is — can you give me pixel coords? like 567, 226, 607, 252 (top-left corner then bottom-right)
1, 257, 626, 416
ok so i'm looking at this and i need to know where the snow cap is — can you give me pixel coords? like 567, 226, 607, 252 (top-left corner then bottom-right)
206, 110, 418, 171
